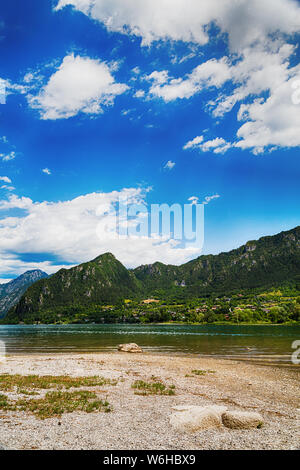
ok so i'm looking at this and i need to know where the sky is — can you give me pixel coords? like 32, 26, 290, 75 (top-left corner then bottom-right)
0, 0, 299, 280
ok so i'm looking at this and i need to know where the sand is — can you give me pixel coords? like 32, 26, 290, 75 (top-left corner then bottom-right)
0, 352, 299, 450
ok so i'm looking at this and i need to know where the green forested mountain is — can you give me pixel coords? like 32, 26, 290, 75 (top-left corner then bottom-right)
133, 225, 300, 295
4, 226, 300, 323
8, 253, 141, 322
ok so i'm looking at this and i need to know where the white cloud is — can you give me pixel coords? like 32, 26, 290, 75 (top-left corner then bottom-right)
2, 1, 298, 153
0, 253, 71, 278
55, 0, 300, 154
201, 138, 231, 154
54, 0, 300, 51
42, 168, 51, 175
0, 278, 13, 284
181, 44, 300, 153
132, 66, 141, 75
233, 72, 300, 152
163, 160, 175, 170
27, 54, 128, 120
0, 188, 202, 277
184, 136, 231, 154
146, 70, 169, 85
0, 176, 11, 184
0, 77, 27, 98
0, 151, 16, 162
134, 89, 145, 98
1, 185, 15, 191
183, 136, 204, 150
147, 58, 231, 102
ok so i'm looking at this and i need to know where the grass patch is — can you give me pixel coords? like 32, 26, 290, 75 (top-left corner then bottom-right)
0, 374, 117, 393
191, 369, 216, 376
0, 390, 112, 419
0, 393, 9, 407
131, 380, 175, 396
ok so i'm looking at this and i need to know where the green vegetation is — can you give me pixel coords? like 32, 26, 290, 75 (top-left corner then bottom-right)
191, 369, 216, 376
131, 380, 176, 396
0, 374, 115, 419
0, 374, 117, 392
0, 390, 111, 419
3, 282, 298, 325
2, 226, 300, 325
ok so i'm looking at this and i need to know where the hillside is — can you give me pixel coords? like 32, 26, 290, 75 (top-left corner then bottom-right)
3, 226, 300, 324
0, 270, 48, 318
6, 253, 141, 322
134, 225, 300, 296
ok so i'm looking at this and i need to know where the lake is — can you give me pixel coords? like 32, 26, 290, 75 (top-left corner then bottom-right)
0, 323, 299, 366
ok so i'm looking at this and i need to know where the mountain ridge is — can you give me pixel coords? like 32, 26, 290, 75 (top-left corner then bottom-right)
0, 270, 49, 318
3, 225, 300, 323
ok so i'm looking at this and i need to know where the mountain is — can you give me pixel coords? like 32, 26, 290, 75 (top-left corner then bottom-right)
4, 226, 300, 323
0, 270, 48, 318
6, 253, 140, 321
133, 225, 300, 295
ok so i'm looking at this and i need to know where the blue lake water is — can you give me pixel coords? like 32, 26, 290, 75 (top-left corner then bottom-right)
0, 324, 299, 365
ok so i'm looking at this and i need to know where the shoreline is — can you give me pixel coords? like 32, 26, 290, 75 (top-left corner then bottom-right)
4, 350, 299, 369
1, 321, 299, 326
0, 351, 299, 450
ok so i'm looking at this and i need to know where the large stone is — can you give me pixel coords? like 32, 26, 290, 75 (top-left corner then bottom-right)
117, 343, 143, 353
222, 411, 264, 429
170, 405, 227, 432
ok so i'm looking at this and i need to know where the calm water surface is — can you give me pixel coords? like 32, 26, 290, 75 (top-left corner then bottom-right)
0, 324, 299, 365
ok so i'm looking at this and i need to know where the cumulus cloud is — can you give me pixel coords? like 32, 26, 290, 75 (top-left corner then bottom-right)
234, 71, 300, 152
54, 0, 300, 51
184, 136, 231, 154
42, 168, 51, 175
0, 188, 202, 277
55, 0, 300, 153
183, 136, 204, 150
147, 58, 231, 102
133, 89, 145, 98
181, 44, 300, 153
27, 54, 128, 120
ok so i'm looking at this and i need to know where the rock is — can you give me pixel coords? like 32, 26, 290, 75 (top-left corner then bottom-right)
170, 405, 227, 432
117, 343, 143, 353
222, 411, 264, 429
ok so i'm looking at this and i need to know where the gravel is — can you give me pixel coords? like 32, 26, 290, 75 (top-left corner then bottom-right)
0, 352, 299, 450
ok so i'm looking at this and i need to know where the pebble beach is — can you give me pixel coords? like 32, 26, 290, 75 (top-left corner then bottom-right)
0, 352, 299, 450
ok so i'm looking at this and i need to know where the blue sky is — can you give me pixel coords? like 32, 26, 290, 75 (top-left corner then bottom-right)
0, 0, 299, 280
